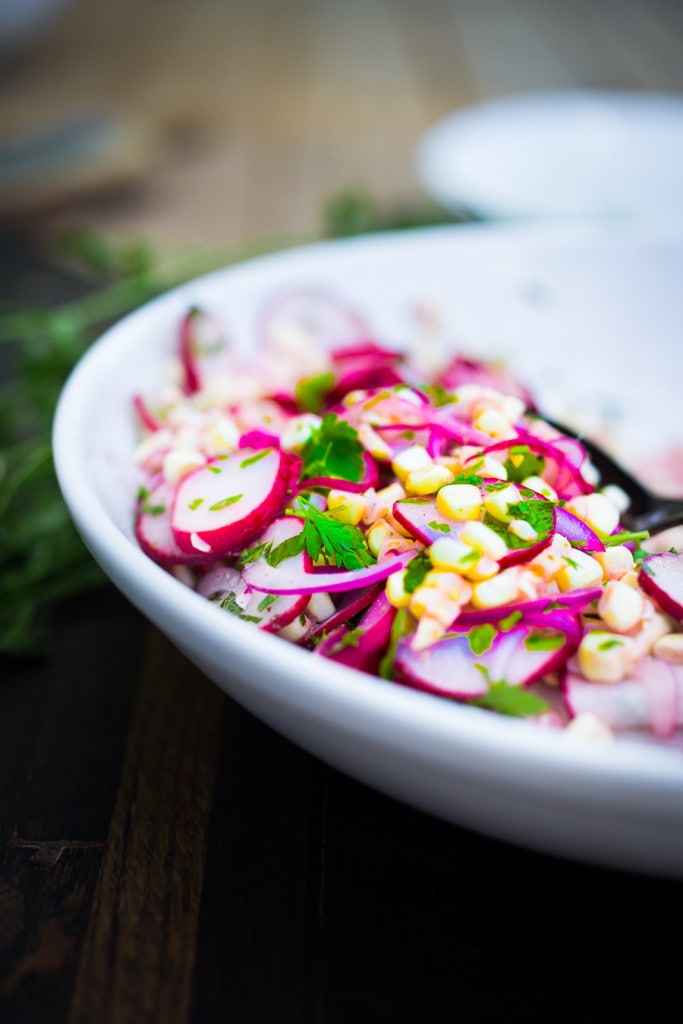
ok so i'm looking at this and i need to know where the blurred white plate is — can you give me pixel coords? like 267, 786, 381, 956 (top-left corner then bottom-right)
54, 223, 683, 877
416, 90, 683, 224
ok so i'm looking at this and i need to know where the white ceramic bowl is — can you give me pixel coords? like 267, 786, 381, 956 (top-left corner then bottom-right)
53, 223, 683, 876
416, 90, 683, 225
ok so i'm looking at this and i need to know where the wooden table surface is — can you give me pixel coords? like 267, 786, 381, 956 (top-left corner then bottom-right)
2, 2, 683, 1021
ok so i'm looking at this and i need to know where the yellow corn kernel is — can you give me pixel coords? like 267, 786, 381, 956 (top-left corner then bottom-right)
162, 448, 206, 485
471, 571, 521, 609
653, 633, 683, 664
555, 550, 603, 591
463, 454, 508, 480
385, 569, 412, 609
429, 536, 480, 573
598, 580, 645, 634
366, 519, 394, 557
459, 520, 508, 560
463, 555, 500, 582
391, 444, 432, 483
577, 631, 634, 683
594, 545, 634, 582
436, 483, 482, 521
326, 489, 366, 526
565, 493, 620, 537
358, 422, 393, 460
522, 475, 557, 500
405, 463, 454, 495
472, 407, 515, 439
482, 483, 522, 522
528, 548, 567, 582
509, 518, 538, 543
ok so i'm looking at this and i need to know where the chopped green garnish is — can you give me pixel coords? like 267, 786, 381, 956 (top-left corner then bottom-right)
257, 594, 278, 612
237, 541, 271, 567
483, 498, 553, 551
219, 592, 261, 623
295, 371, 335, 414
418, 384, 452, 407
499, 610, 523, 632
468, 623, 497, 655
300, 413, 365, 483
208, 493, 242, 511
207, 464, 222, 474
240, 448, 272, 469
603, 530, 650, 548
471, 668, 549, 718
379, 608, 412, 680
428, 520, 451, 534
188, 497, 203, 510
403, 551, 431, 594
597, 637, 622, 651
453, 473, 484, 487
328, 626, 364, 655
281, 495, 375, 570
503, 445, 545, 483
140, 502, 166, 516
524, 630, 566, 652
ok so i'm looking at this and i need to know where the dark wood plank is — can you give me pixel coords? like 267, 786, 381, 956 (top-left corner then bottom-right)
67, 629, 224, 1024
0, 589, 146, 1023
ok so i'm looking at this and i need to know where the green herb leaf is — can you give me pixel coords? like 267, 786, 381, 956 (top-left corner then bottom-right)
471, 668, 549, 718
378, 608, 412, 680
428, 520, 451, 534
240, 449, 272, 469
208, 493, 242, 511
219, 592, 261, 623
468, 623, 497, 655
285, 495, 375, 570
524, 630, 566, 652
503, 445, 545, 483
295, 371, 335, 414
403, 551, 431, 594
300, 413, 365, 483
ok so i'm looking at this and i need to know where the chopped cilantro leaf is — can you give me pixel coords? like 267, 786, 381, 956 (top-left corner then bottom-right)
403, 551, 431, 593
428, 520, 451, 533
471, 669, 549, 718
499, 610, 523, 632
300, 413, 365, 483
240, 449, 272, 469
503, 445, 545, 483
208, 493, 242, 511
468, 623, 497, 655
597, 637, 622, 651
257, 594, 278, 612
295, 371, 335, 413
283, 495, 375, 570
524, 630, 566, 652
219, 592, 261, 623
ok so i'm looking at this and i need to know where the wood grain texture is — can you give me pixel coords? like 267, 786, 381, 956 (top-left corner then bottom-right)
67, 630, 224, 1024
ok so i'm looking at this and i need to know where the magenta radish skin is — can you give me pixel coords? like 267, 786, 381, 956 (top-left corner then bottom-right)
314, 593, 396, 672
136, 479, 214, 566
310, 583, 384, 637
171, 447, 293, 557
555, 506, 605, 552
196, 564, 308, 632
638, 551, 683, 622
392, 497, 465, 546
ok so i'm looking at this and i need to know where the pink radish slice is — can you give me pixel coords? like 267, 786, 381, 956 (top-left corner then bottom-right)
396, 620, 576, 699
436, 355, 536, 410
310, 583, 384, 637
171, 447, 292, 557
455, 587, 601, 629
315, 593, 396, 672
638, 551, 683, 622
300, 451, 379, 493
179, 306, 230, 395
555, 506, 605, 552
260, 288, 369, 352
239, 429, 281, 450
242, 518, 412, 594
196, 564, 308, 632
133, 394, 163, 432
136, 479, 213, 566
393, 497, 465, 545
562, 658, 683, 738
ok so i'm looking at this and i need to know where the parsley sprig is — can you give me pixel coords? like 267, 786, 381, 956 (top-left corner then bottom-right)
283, 496, 375, 570
299, 414, 365, 483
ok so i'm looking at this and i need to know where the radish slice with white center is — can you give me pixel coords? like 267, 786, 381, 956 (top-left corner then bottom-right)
396, 620, 576, 699
242, 518, 413, 594
179, 306, 230, 395
135, 479, 213, 566
392, 497, 464, 546
171, 447, 292, 557
196, 564, 308, 632
638, 551, 683, 622
314, 593, 396, 672
563, 658, 683, 738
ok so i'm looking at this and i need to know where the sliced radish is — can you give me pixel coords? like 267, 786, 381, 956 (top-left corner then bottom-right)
563, 658, 683, 738
260, 288, 369, 353
179, 306, 230, 395
314, 593, 396, 672
392, 496, 465, 545
455, 588, 601, 629
135, 479, 213, 566
196, 564, 308, 633
310, 583, 384, 637
555, 506, 605, 552
638, 551, 683, 622
396, 619, 576, 700
436, 354, 536, 409
242, 518, 412, 594
171, 447, 293, 557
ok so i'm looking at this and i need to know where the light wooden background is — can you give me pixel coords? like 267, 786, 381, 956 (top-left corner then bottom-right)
2, 0, 683, 246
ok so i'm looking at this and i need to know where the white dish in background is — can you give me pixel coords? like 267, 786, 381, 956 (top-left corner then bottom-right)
416, 90, 683, 224
53, 223, 683, 877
